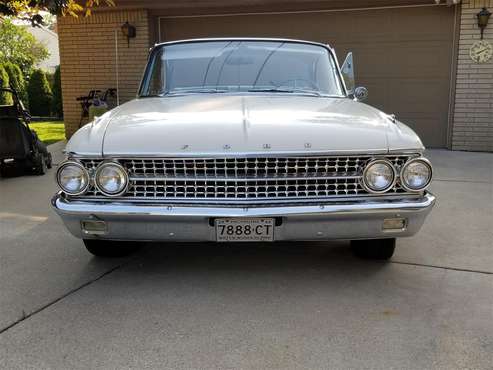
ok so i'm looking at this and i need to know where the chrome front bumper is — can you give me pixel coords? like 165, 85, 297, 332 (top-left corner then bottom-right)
52, 192, 436, 242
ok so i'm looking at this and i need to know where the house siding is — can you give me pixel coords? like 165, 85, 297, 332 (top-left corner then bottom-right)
58, 9, 149, 138
452, 0, 493, 151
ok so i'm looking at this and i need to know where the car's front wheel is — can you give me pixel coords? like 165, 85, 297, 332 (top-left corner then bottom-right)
83, 239, 140, 258
351, 238, 396, 260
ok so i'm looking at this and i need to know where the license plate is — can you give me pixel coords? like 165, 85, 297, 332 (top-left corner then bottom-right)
215, 218, 274, 242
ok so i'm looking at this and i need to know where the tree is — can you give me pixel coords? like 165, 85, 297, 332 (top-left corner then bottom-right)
3, 61, 27, 102
27, 69, 52, 116
0, 19, 49, 76
51, 65, 63, 117
0, 64, 13, 105
0, 1, 115, 26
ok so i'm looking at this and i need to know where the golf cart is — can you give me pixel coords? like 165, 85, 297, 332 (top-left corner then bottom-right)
0, 84, 52, 176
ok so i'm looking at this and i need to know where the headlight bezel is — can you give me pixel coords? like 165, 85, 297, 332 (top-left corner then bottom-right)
400, 157, 433, 192
56, 160, 90, 195
362, 159, 397, 194
94, 161, 129, 197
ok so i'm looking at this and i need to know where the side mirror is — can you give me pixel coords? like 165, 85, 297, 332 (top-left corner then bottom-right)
341, 52, 355, 95
354, 86, 368, 102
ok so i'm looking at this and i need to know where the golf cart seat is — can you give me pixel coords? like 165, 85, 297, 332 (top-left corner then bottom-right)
0, 116, 48, 158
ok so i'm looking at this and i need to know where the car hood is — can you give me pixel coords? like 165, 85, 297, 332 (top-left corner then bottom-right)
67, 95, 424, 156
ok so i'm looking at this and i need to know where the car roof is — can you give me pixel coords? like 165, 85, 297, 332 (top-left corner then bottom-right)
154, 38, 333, 50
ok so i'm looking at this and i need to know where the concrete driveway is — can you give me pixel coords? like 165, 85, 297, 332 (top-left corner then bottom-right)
0, 144, 492, 369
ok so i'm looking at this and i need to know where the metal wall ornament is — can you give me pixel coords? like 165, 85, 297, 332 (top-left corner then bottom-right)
470, 40, 493, 63
121, 21, 136, 47
469, 8, 492, 64
477, 7, 491, 40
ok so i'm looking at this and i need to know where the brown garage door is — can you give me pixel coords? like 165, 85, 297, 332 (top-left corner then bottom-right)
160, 6, 455, 147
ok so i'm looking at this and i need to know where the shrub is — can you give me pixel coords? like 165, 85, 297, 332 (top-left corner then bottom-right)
45, 71, 54, 87
51, 65, 63, 117
0, 65, 13, 105
3, 62, 27, 103
27, 69, 52, 116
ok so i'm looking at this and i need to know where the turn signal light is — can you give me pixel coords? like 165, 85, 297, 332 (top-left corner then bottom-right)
81, 220, 107, 235
382, 218, 406, 230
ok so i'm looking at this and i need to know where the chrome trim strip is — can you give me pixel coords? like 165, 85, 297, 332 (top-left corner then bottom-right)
154, 37, 333, 50
127, 174, 363, 181
68, 151, 421, 159
68, 193, 423, 205
53, 192, 436, 218
388, 148, 424, 154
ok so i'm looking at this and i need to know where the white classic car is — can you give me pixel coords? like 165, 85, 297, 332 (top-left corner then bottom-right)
53, 38, 435, 259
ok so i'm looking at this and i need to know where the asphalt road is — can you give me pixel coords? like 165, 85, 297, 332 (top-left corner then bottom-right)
0, 144, 492, 369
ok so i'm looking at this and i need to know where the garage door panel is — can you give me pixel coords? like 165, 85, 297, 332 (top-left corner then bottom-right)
346, 14, 393, 37
362, 78, 449, 114
389, 80, 449, 113
160, 5, 455, 147
398, 116, 447, 147
390, 11, 454, 41
389, 44, 452, 78
337, 42, 451, 79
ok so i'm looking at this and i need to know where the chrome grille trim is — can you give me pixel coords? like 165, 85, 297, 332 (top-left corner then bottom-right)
127, 178, 367, 199
122, 157, 368, 178
78, 154, 419, 202
72, 193, 422, 206
127, 174, 362, 181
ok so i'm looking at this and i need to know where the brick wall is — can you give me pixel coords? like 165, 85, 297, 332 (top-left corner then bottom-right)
453, 0, 493, 151
58, 9, 149, 138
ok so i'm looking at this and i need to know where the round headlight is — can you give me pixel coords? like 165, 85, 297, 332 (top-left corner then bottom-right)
95, 162, 128, 196
400, 158, 432, 191
362, 160, 396, 193
56, 161, 89, 195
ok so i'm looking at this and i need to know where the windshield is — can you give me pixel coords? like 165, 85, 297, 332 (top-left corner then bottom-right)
140, 40, 345, 97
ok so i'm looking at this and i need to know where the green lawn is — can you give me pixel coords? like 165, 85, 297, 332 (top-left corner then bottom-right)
29, 121, 66, 145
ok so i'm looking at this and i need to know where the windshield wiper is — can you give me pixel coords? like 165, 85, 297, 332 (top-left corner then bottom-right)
247, 88, 321, 96
248, 88, 293, 93
140, 94, 164, 98
165, 88, 228, 95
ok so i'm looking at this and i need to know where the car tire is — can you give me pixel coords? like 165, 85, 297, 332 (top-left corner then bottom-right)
351, 238, 396, 260
32, 153, 47, 175
46, 152, 53, 169
83, 239, 140, 258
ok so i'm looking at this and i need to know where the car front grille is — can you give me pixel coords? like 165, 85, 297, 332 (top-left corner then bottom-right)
78, 155, 418, 203
123, 157, 366, 178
